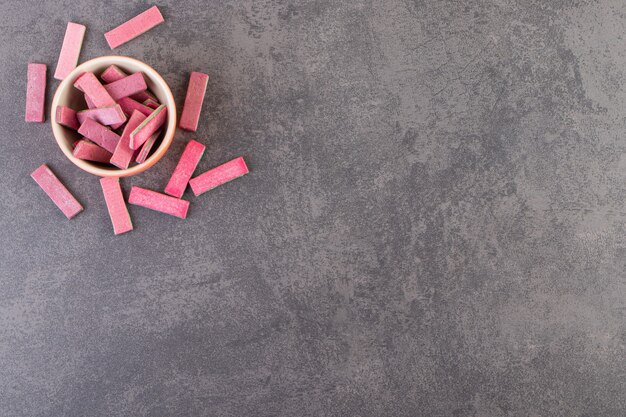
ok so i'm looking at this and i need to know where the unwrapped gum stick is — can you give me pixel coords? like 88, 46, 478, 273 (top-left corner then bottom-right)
74, 72, 116, 107
164, 140, 206, 198
103, 72, 148, 100
31, 164, 83, 219
110, 110, 146, 169
100, 177, 133, 235
55, 106, 80, 130
72, 139, 113, 163
189, 157, 249, 196
53, 22, 86, 80
77, 118, 121, 153
105, 6, 164, 49
77, 105, 127, 127
128, 186, 189, 219
117, 96, 153, 117
101, 65, 157, 102
25, 64, 46, 122
179, 72, 209, 132
130, 104, 167, 149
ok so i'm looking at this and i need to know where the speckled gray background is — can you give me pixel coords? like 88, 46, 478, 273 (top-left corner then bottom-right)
1, 0, 625, 416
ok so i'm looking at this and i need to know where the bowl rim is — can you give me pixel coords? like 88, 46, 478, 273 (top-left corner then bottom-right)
50, 56, 177, 177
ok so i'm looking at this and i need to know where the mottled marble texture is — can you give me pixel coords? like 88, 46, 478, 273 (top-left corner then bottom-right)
1, 0, 626, 416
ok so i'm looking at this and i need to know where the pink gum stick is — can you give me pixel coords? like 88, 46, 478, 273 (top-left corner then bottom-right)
55, 106, 80, 130
74, 72, 116, 107
164, 140, 206, 198
130, 104, 167, 150
117, 96, 153, 117
110, 110, 147, 169
25, 63, 46, 122
179, 72, 209, 132
135, 130, 161, 164
100, 177, 133, 235
105, 6, 164, 49
78, 118, 121, 153
128, 186, 189, 219
72, 139, 113, 163
100, 65, 156, 102
77, 105, 126, 127
189, 157, 249, 196
103, 72, 147, 101
100, 65, 127, 83
31, 164, 83, 219
53, 22, 86, 80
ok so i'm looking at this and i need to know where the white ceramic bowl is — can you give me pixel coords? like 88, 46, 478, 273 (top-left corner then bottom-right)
50, 56, 177, 177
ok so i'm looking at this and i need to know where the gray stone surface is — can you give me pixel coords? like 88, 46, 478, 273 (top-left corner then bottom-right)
1, 0, 625, 415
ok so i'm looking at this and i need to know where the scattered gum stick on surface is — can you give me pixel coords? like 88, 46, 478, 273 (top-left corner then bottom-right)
77, 105, 126, 126
74, 72, 116, 107
128, 186, 189, 219
164, 140, 206, 198
179, 72, 209, 132
72, 139, 113, 163
84, 93, 96, 109
105, 6, 164, 49
78, 118, 121, 153
104, 72, 147, 100
130, 104, 167, 149
100, 177, 133, 235
53, 22, 86, 80
143, 98, 159, 109
31, 164, 83, 219
189, 157, 249, 196
135, 130, 161, 164
117, 96, 153, 117
110, 110, 147, 169
25, 63, 46, 122
55, 106, 80, 130
100, 64, 126, 83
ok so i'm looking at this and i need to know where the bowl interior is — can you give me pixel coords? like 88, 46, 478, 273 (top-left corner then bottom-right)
52, 56, 176, 177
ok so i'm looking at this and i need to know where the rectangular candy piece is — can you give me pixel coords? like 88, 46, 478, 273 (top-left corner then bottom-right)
100, 65, 156, 102
135, 130, 161, 164
103, 72, 147, 100
53, 22, 86, 80
100, 177, 133, 235
25, 63, 46, 122
105, 6, 165, 49
55, 106, 80, 130
100, 64, 127, 83
179, 72, 209, 131
164, 140, 206, 198
130, 104, 167, 149
31, 164, 83, 219
189, 157, 249, 196
72, 139, 113, 163
128, 186, 189, 219
117, 96, 153, 117
77, 105, 126, 126
84, 93, 96, 109
74, 72, 116, 107
77, 118, 121, 153
143, 98, 159, 109
110, 110, 146, 169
